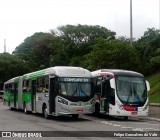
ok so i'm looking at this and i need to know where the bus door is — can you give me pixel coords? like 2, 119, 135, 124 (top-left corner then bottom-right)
105, 80, 111, 114
100, 81, 106, 112
49, 77, 57, 114
101, 80, 110, 114
14, 83, 18, 108
31, 80, 36, 111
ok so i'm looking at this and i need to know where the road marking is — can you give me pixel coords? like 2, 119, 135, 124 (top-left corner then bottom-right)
113, 124, 121, 127
124, 122, 160, 126
132, 128, 144, 131
142, 128, 157, 130
121, 127, 134, 129
145, 117, 160, 122
107, 123, 112, 125
82, 115, 160, 132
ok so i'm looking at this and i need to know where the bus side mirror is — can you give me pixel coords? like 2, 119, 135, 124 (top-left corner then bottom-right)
110, 79, 115, 89
146, 81, 150, 91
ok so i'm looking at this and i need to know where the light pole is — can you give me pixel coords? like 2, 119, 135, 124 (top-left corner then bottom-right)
130, 0, 133, 46
4, 39, 6, 53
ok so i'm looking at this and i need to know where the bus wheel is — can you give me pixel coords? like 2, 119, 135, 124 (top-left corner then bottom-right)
72, 114, 79, 119
23, 103, 28, 114
124, 117, 128, 120
43, 106, 50, 119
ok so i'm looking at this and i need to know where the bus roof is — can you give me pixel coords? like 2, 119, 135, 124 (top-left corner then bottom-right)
23, 66, 92, 80
91, 69, 144, 77
4, 76, 19, 84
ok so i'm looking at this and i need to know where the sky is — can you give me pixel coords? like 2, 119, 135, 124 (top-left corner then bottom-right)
0, 0, 159, 53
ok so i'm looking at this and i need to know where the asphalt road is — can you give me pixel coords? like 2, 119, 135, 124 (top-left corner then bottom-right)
148, 106, 160, 119
0, 103, 159, 140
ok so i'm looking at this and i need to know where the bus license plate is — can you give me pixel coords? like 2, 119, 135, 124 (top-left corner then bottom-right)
131, 112, 137, 115
77, 110, 84, 113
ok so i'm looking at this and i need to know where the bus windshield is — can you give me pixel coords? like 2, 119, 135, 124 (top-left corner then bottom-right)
60, 82, 91, 97
116, 76, 147, 106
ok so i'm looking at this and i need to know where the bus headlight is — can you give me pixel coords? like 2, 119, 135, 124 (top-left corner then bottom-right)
58, 97, 68, 105
116, 100, 124, 110
91, 98, 95, 105
83, 98, 95, 105
118, 104, 124, 110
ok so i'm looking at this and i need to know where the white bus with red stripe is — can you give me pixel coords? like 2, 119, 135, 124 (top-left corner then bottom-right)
91, 69, 150, 120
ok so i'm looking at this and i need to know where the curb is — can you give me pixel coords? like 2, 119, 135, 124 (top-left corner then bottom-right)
139, 117, 160, 122
149, 103, 160, 107
144, 117, 160, 122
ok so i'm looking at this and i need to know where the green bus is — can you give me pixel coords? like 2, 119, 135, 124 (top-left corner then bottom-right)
3, 66, 94, 119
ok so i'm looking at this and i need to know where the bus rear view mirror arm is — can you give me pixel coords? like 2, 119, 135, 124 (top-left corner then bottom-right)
110, 79, 115, 89
146, 81, 150, 92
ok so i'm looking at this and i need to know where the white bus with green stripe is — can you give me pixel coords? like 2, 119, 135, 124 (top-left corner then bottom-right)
3, 66, 95, 119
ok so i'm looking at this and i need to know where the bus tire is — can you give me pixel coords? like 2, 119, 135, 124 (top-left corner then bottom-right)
43, 105, 50, 119
23, 102, 28, 114
95, 103, 100, 116
72, 114, 79, 119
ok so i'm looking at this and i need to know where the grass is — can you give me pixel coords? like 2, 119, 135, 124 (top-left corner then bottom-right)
147, 71, 160, 103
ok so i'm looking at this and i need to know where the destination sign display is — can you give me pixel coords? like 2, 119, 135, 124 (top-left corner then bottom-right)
59, 77, 91, 82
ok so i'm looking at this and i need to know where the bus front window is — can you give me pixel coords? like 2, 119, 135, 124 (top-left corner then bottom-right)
60, 83, 91, 97
116, 76, 147, 106
79, 83, 91, 97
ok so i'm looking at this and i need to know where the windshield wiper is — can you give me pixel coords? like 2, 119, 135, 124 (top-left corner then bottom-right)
71, 87, 78, 96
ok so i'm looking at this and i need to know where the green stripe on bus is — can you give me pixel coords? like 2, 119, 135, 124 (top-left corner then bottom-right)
23, 70, 45, 80
3, 92, 18, 103
22, 92, 32, 103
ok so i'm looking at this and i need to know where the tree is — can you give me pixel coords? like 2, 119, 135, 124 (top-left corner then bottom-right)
0, 53, 30, 89
136, 28, 160, 74
50, 24, 116, 66
83, 38, 139, 71
13, 32, 54, 70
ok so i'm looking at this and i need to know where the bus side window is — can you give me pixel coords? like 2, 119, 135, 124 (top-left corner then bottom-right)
9, 83, 14, 93
37, 76, 49, 93
37, 77, 43, 92
26, 80, 31, 92
23, 80, 31, 92
5, 84, 9, 92
96, 84, 101, 92
23, 81, 26, 92
94, 76, 102, 95
44, 76, 49, 92
14, 83, 18, 93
